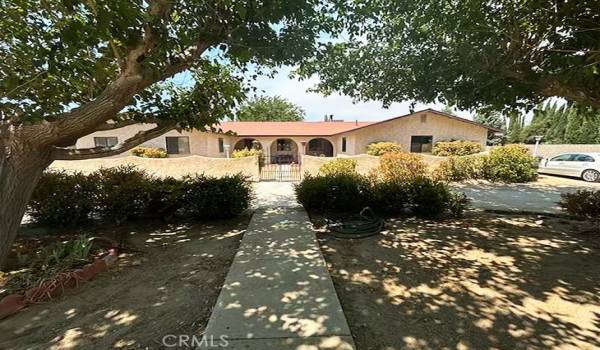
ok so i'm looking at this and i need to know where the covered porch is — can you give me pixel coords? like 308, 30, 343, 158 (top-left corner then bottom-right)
231, 136, 337, 164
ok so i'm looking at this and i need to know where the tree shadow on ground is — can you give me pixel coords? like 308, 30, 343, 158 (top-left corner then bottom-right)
0, 217, 249, 350
319, 212, 600, 350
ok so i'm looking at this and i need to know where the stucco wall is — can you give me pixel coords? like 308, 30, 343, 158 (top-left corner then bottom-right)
487, 144, 600, 158
346, 112, 489, 154
75, 113, 488, 159
50, 155, 260, 181
76, 124, 234, 158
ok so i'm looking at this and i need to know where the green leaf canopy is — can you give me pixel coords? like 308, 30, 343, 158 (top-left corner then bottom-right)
301, 0, 600, 112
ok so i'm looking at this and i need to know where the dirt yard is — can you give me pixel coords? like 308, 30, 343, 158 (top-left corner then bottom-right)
0, 217, 249, 350
318, 213, 600, 350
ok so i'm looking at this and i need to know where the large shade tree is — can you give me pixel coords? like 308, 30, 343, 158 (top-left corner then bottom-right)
301, 0, 600, 111
0, 0, 336, 266
235, 95, 305, 121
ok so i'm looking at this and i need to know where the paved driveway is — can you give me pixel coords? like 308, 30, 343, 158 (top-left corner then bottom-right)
251, 176, 599, 215
454, 175, 600, 214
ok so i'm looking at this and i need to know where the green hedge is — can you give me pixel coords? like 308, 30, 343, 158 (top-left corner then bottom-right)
295, 174, 469, 218
29, 170, 98, 227
433, 145, 538, 183
28, 166, 253, 227
295, 173, 371, 212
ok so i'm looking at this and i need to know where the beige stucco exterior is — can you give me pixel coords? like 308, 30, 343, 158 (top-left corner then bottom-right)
345, 111, 489, 154
75, 111, 490, 162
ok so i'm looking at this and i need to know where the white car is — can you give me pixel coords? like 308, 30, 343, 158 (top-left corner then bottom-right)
538, 153, 600, 182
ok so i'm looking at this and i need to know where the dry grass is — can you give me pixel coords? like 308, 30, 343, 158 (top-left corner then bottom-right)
319, 212, 600, 350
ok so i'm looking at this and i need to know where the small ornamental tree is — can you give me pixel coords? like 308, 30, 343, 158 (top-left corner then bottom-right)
0, 1, 337, 267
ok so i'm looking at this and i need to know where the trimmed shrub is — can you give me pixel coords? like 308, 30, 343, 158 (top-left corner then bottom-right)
409, 177, 452, 218
319, 158, 358, 176
295, 174, 371, 212
295, 173, 468, 218
558, 190, 600, 223
370, 181, 411, 215
366, 142, 403, 156
131, 146, 168, 158
483, 144, 537, 182
180, 174, 253, 219
232, 148, 264, 167
28, 170, 97, 227
372, 152, 427, 182
145, 177, 187, 220
432, 155, 486, 182
432, 140, 482, 156
93, 165, 155, 224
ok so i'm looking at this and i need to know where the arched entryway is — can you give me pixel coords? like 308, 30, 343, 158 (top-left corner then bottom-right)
234, 138, 262, 151
269, 138, 299, 164
307, 138, 334, 157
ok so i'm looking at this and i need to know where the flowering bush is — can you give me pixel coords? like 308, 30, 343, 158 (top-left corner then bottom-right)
232, 148, 264, 166
433, 145, 537, 183
131, 146, 168, 158
432, 140, 482, 156
483, 144, 537, 182
371, 152, 427, 182
366, 141, 403, 156
432, 155, 486, 182
319, 158, 358, 176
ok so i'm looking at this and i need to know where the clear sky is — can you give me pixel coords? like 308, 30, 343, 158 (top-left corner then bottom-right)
251, 66, 474, 122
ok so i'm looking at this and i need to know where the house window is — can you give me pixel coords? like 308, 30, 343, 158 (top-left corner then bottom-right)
410, 135, 433, 153
342, 137, 347, 152
94, 137, 118, 147
218, 138, 224, 153
166, 136, 190, 154
420, 114, 427, 123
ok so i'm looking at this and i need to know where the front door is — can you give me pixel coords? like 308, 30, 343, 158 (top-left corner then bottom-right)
410, 136, 433, 153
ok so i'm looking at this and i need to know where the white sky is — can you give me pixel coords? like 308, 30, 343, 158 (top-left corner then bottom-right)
252, 66, 474, 122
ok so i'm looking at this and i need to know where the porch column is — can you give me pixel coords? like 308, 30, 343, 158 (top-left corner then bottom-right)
300, 141, 307, 164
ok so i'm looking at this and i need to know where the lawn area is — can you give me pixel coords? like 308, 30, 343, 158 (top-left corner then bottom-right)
0, 216, 249, 350
318, 212, 600, 350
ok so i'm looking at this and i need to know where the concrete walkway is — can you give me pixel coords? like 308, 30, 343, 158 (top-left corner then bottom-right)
453, 175, 600, 214
202, 185, 355, 349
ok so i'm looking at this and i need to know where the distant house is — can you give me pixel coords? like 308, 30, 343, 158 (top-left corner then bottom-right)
77, 109, 498, 164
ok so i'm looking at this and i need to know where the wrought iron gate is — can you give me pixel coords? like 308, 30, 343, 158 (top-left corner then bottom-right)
260, 164, 301, 182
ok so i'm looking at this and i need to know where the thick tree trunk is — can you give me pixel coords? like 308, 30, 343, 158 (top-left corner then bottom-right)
0, 146, 51, 268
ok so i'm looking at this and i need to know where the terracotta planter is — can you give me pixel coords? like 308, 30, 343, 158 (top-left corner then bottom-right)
0, 294, 26, 319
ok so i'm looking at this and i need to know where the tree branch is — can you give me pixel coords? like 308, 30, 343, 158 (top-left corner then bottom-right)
52, 122, 176, 160
94, 119, 144, 131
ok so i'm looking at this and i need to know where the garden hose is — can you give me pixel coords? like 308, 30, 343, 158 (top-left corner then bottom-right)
326, 207, 384, 239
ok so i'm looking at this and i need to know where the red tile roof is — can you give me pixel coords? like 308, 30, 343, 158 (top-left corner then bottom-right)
216, 109, 499, 137
217, 121, 375, 136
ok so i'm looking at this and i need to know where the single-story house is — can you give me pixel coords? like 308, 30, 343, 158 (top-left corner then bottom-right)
76, 109, 498, 164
